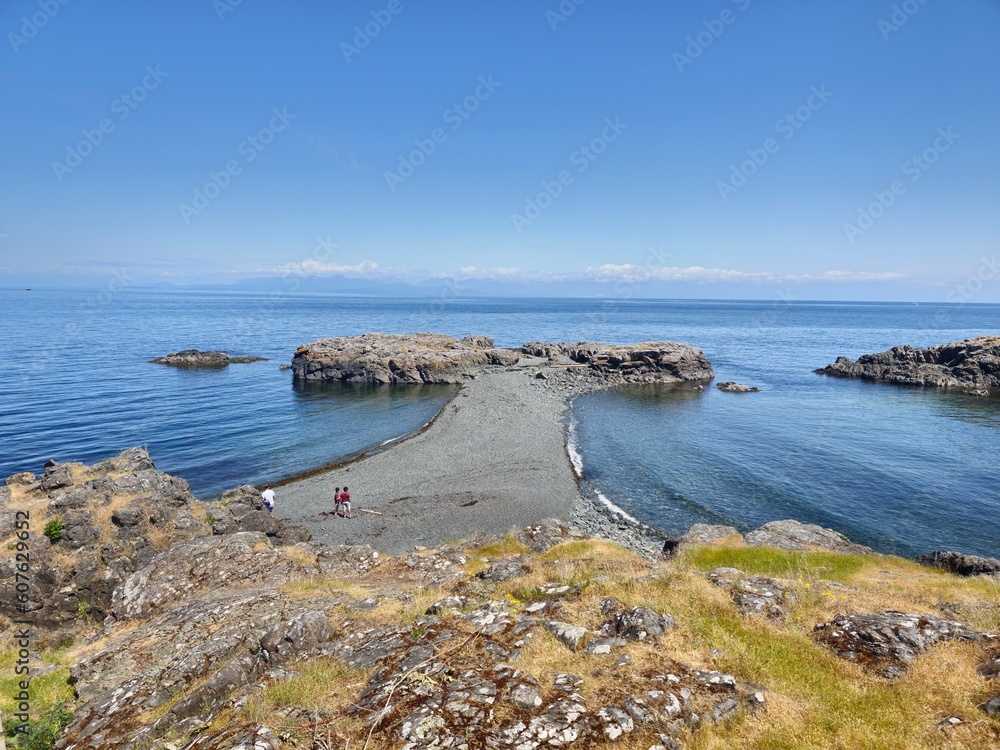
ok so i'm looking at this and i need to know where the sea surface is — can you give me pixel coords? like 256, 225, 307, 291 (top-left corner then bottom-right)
1, 289, 997, 558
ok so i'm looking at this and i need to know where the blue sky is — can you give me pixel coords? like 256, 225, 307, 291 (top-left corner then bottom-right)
2, 0, 999, 300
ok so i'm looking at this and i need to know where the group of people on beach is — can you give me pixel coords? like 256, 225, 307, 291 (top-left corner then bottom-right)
259, 484, 352, 518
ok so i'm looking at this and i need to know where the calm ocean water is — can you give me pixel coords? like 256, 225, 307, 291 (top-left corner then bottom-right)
1, 289, 997, 557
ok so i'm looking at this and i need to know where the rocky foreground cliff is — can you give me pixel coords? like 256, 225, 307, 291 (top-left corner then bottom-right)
290, 333, 714, 386
2, 453, 999, 749
816, 335, 1000, 392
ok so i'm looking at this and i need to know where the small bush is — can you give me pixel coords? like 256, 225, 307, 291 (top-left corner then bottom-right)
42, 519, 64, 543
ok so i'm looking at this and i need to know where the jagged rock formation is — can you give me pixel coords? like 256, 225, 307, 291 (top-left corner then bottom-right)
917, 549, 1000, 577
150, 349, 268, 367
815, 336, 1000, 390
745, 520, 874, 554
813, 611, 986, 678
0, 449, 307, 629
291, 332, 519, 384
522, 341, 714, 385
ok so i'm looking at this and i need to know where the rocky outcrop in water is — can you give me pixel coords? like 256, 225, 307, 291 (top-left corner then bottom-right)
291, 333, 519, 384
815, 336, 1000, 391
150, 349, 268, 367
523, 340, 714, 385
292, 333, 715, 387
716, 381, 759, 393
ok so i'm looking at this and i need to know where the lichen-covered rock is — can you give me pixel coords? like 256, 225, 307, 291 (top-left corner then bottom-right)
709, 568, 791, 619
745, 519, 872, 554
477, 558, 530, 583
814, 610, 985, 677
815, 336, 1000, 390
600, 598, 676, 641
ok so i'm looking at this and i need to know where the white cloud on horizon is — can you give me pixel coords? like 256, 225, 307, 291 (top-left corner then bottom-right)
275, 259, 908, 285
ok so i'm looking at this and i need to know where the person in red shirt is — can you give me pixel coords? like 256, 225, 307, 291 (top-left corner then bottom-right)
339, 487, 352, 519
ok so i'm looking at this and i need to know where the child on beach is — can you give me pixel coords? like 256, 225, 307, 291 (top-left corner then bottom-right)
339, 487, 352, 519
333, 487, 342, 517
261, 484, 275, 514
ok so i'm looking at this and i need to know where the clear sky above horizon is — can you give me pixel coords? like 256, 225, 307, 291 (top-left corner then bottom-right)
2, 1, 999, 301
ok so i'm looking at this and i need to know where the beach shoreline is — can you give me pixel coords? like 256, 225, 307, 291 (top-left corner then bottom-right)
279, 364, 677, 556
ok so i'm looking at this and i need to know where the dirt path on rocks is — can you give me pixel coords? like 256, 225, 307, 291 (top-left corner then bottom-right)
278, 370, 583, 553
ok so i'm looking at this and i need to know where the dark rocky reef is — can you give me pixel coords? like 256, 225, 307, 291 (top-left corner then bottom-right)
815, 335, 1000, 391
291, 333, 519, 384
150, 349, 268, 367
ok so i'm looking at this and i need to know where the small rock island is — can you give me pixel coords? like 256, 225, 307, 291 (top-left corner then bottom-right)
816, 335, 999, 391
150, 349, 268, 368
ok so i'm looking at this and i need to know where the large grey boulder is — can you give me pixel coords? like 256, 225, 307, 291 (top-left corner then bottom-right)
745, 520, 872, 554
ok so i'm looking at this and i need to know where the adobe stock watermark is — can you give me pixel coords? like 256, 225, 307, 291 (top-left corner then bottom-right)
7, 0, 71, 54
384, 75, 501, 192
51, 65, 168, 183
510, 116, 627, 233
341, 0, 407, 63
878, 0, 930, 41
716, 85, 833, 202
546, 0, 587, 31
674, 0, 751, 73
177, 107, 295, 224
842, 126, 959, 244
213, 0, 244, 21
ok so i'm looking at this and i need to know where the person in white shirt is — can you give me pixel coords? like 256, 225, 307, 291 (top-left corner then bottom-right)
261, 484, 276, 514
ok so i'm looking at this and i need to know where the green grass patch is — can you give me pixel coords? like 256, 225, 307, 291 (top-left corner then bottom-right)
244, 658, 366, 722
683, 602, 923, 750
0, 648, 75, 746
681, 546, 868, 584
471, 535, 531, 559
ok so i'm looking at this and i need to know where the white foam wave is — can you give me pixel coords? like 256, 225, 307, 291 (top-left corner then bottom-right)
566, 412, 642, 525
